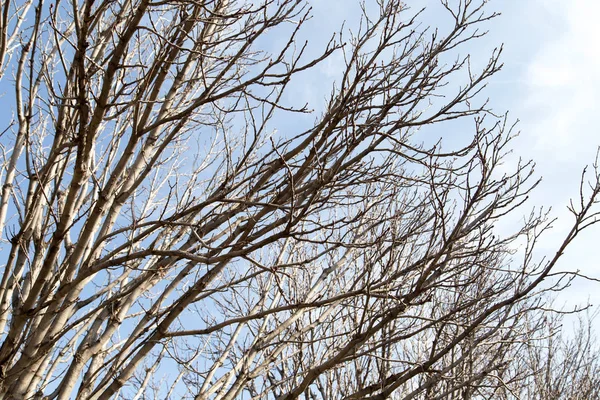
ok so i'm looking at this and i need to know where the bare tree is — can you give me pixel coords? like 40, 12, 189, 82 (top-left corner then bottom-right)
0, 0, 598, 399
487, 308, 600, 400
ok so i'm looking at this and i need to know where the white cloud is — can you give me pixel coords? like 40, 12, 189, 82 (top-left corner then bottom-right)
521, 0, 600, 159
512, 0, 600, 308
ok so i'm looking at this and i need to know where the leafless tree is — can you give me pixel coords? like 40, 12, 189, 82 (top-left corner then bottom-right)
486, 308, 600, 400
0, 0, 598, 399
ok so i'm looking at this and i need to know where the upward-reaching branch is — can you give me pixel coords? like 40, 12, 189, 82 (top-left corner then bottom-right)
0, 1, 596, 399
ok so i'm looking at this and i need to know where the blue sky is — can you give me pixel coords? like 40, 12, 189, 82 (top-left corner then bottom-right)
492, 0, 600, 310
0, 0, 596, 396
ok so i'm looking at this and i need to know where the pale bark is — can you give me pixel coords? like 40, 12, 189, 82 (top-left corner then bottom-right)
0, 1, 598, 399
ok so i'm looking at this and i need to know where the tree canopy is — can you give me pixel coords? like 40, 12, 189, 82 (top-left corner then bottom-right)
0, 0, 598, 399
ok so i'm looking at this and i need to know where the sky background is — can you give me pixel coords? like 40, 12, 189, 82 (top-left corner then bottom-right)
0, 1, 595, 395
488, 0, 600, 311
289, 0, 600, 316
